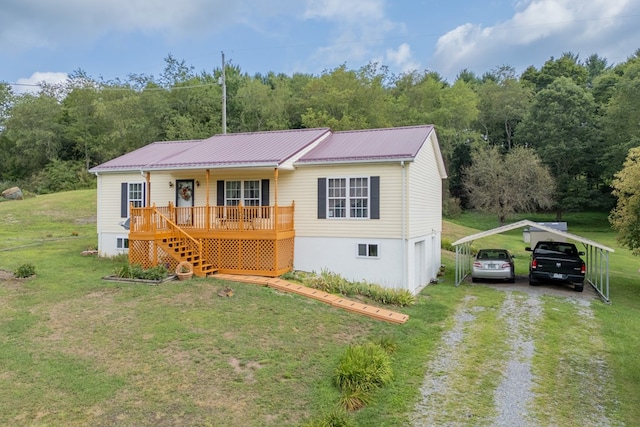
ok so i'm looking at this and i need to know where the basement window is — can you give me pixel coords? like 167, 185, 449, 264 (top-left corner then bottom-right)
116, 237, 129, 250
357, 243, 379, 258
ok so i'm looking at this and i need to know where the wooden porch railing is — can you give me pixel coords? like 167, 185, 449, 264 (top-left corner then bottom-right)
131, 203, 294, 234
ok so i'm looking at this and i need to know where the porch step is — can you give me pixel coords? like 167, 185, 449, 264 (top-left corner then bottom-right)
158, 237, 216, 277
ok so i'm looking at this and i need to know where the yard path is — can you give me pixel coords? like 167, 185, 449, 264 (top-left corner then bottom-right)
410, 285, 619, 426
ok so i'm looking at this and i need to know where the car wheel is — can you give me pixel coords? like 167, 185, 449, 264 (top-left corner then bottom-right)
471, 277, 478, 283
508, 276, 516, 284
529, 275, 538, 286
575, 284, 584, 292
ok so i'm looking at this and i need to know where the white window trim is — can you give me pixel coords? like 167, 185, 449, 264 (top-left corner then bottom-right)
127, 182, 145, 217
326, 176, 370, 220
225, 180, 261, 206
116, 236, 129, 251
357, 243, 380, 258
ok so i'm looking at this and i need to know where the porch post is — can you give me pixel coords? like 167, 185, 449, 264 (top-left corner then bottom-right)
274, 168, 279, 206
146, 172, 151, 206
206, 169, 210, 231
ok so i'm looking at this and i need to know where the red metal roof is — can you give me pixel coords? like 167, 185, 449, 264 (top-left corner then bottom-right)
90, 128, 330, 172
89, 125, 436, 172
89, 140, 201, 172
296, 125, 435, 164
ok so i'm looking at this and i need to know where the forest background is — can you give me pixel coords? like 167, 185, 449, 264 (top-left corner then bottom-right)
1, 49, 639, 229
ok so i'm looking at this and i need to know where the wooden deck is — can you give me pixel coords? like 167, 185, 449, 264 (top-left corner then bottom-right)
214, 274, 409, 324
128, 204, 295, 277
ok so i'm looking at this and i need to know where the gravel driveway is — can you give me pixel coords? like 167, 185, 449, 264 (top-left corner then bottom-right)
410, 277, 618, 427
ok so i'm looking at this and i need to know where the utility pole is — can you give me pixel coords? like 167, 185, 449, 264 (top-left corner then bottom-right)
221, 51, 227, 134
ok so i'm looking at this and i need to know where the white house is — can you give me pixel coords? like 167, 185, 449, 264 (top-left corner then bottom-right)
89, 125, 447, 294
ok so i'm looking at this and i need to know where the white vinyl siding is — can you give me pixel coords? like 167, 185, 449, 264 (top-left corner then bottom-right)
278, 165, 403, 239
407, 131, 443, 238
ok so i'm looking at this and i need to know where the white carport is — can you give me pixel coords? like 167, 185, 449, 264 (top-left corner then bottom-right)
452, 219, 614, 303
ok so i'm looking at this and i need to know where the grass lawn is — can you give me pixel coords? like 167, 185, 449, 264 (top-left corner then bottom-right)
1, 191, 639, 425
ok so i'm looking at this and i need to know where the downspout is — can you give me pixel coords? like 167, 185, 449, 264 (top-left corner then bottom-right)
401, 160, 407, 289
93, 171, 101, 255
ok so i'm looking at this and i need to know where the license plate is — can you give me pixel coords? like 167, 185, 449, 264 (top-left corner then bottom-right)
553, 273, 563, 279
488, 264, 496, 269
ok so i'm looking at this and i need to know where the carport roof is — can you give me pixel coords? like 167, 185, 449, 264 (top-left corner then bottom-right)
452, 219, 614, 253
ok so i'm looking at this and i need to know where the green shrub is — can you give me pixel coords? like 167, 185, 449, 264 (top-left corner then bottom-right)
114, 263, 168, 280
301, 270, 416, 307
14, 263, 36, 278
441, 238, 455, 252
338, 389, 374, 412
334, 342, 393, 395
303, 408, 353, 427
369, 335, 398, 355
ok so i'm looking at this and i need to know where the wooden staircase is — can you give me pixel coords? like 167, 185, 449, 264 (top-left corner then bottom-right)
158, 236, 217, 277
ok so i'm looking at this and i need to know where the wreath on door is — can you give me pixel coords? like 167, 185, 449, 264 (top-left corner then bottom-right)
179, 184, 192, 201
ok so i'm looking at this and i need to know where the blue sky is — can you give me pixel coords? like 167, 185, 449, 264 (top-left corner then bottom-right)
2, 0, 640, 92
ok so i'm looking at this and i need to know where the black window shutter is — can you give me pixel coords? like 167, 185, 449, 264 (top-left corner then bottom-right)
216, 180, 225, 206
370, 176, 380, 219
317, 178, 326, 219
120, 182, 128, 218
261, 179, 269, 206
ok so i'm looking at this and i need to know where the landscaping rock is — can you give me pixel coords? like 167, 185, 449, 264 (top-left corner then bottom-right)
1, 187, 23, 200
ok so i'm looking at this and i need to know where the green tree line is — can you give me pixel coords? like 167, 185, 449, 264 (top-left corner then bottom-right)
1, 51, 639, 227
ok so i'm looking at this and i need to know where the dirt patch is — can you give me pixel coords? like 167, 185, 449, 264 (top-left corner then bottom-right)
0, 269, 14, 280
229, 357, 263, 384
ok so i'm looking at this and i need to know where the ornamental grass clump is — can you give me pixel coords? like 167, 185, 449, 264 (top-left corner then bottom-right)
334, 342, 393, 411
302, 408, 354, 427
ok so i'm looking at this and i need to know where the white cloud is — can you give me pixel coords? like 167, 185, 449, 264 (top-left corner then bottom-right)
0, 0, 301, 53
303, 0, 401, 67
430, 0, 639, 80
14, 72, 68, 94
386, 43, 420, 73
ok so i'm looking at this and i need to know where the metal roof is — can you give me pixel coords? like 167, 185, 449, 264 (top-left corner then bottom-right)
452, 219, 614, 252
89, 140, 201, 172
89, 128, 331, 172
89, 125, 446, 174
297, 125, 435, 164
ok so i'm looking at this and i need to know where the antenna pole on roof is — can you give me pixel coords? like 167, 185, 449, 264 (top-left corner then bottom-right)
221, 51, 227, 134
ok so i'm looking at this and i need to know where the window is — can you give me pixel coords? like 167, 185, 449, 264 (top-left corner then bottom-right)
225, 180, 260, 206
116, 237, 129, 250
128, 183, 144, 208
350, 177, 369, 218
328, 178, 346, 218
121, 182, 146, 218
357, 243, 379, 258
326, 177, 369, 219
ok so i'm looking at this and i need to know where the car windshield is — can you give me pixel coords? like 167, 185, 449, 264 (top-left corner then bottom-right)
477, 251, 509, 260
535, 243, 576, 255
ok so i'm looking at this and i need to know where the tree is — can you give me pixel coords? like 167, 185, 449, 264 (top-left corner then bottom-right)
516, 77, 601, 218
521, 52, 589, 92
609, 147, 640, 255
476, 74, 532, 149
463, 145, 555, 225
600, 57, 640, 182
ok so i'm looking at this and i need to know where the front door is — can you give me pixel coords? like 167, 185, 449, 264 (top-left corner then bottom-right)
175, 179, 194, 225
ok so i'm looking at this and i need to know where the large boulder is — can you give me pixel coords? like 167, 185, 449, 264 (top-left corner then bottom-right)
1, 187, 23, 200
